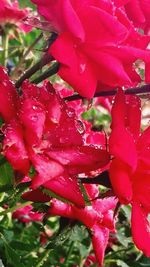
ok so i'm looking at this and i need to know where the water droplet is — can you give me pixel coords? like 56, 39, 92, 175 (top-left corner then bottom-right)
31, 115, 38, 122
75, 120, 85, 134
32, 105, 38, 110
79, 63, 86, 74
66, 108, 74, 118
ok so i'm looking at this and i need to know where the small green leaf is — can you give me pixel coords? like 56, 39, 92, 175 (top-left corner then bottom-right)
117, 259, 130, 267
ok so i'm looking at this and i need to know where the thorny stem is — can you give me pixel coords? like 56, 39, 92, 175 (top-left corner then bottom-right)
80, 171, 112, 188
15, 53, 53, 88
64, 83, 150, 101
15, 32, 57, 88
31, 62, 60, 84
11, 33, 43, 78
35, 249, 52, 267
64, 241, 74, 265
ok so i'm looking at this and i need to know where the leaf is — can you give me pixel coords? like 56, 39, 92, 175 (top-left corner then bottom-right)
10, 240, 35, 251
121, 205, 131, 221
117, 259, 130, 267
0, 161, 14, 187
116, 231, 131, 248
1, 234, 25, 267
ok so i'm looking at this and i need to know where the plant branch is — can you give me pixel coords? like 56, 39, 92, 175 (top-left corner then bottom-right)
64, 83, 150, 101
15, 32, 58, 88
11, 33, 43, 78
80, 170, 112, 188
15, 53, 53, 88
31, 62, 60, 84
35, 249, 51, 267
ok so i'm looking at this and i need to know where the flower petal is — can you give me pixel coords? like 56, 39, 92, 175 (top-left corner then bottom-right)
3, 121, 30, 174
46, 146, 110, 174
22, 189, 51, 203
30, 153, 64, 188
131, 202, 150, 257
43, 174, 85, 207
109, 159, 132, 204
92, 224, 109, 266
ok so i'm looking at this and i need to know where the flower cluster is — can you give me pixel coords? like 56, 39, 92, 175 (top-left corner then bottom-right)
0, 0, 31, 32
1, 0, 150, 266
33, 0, 150, 98
0, 67, 109, 207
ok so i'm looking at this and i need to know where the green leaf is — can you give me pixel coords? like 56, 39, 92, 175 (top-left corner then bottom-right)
0, 161, 14, 187
10, 241, 35, 251
116, 231, 131, 248
117, 259, 130, 267
121, 205, 131, 221
1, 234, 25, 267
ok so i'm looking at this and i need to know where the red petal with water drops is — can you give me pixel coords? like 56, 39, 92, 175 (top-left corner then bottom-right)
43, 174, 85, 207
0, 67, 18, 122
110, 90, 137, 170
20, 98, 46, 145
109, 159, 132, 204
46, 146, 110, 174
50, 32, 97, 98
30, 153, 64, 188
3, 121, 30, 174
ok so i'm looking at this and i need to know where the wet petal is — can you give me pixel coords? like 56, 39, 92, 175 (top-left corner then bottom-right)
43, 174, 85, 207
131, 202, 150, 257
46, 146, 110, 174
3, 121, 30, 174
30, 153, 64, 188
109, 159, 132, 204
92, 224, 109, 266
20, 98, 46, 145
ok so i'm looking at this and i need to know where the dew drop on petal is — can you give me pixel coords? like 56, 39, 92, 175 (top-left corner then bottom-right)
32, 105, 38, 110
79, 63, 86, 74
31, 115, 38, 122
75, 120, 85, 134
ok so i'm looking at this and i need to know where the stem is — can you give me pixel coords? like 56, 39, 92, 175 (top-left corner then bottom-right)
64, 241, 74, 265
35, 249, 51, 267
64, 84, 150, 102
80, 243, 93, 267
15, 54, 53, 88
80, 171, 112, 188
2, 33, 9, 66
15, 32, 58, 88
31, 62, 59, 84
0, 201, 32, 216
11, 33, 43, 78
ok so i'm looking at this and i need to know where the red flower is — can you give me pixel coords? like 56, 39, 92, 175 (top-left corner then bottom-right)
0, 0, 31, 32
32, 0, 150, 98
48, 184, 117, 266
0, 67, 109, 207
115, 0, 150, 34
109, 89, 150, 256
12, 204, 44, 223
